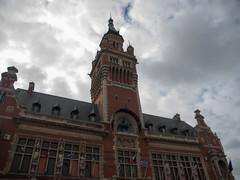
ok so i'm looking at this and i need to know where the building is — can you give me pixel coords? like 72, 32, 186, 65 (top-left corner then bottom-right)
0, 18, 234, 180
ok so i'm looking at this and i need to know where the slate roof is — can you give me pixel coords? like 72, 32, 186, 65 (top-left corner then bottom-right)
142, 113, 195, 137
15, 89, 101, 123
15, 89, 195, 137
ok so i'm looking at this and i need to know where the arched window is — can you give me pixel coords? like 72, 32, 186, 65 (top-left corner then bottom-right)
112, 67, 115, 81
117, 118, 131, 133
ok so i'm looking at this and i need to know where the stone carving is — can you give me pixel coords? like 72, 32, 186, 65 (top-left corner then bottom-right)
56, 141, 64, 175
165, 162, 171, 180
117, 118, 131, 133
117, 137, 135, 148
30, 137, 41, 177
79, 143, 86, 177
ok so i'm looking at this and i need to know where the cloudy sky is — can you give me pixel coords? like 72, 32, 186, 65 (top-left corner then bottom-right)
1, 0, 240, 177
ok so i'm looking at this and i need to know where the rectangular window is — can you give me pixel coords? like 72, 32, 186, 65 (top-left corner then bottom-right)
118, 150, 137, 178
10, 137, 35, 173
62, 144, 79, 177
39, 141, 57, 175
85, 146, 100, 178
152, 153, 206, 180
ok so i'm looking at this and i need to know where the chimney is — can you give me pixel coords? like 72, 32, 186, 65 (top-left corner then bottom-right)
173, 113, 181, 121
27, 82, 35, 94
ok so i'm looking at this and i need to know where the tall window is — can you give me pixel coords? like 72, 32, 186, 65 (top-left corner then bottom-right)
38, 141, 58, 175
10, 138, 35, 173
118, 150, 137, 178
62, 144, 79, 176
152, 153, 206, 180
0, 92, 6, 104
85, 146, 100, 178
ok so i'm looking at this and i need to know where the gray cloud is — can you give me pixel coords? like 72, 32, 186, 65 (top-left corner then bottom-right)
0, 0, 239, 178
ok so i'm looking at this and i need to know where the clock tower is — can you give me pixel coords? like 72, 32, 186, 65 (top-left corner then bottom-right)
90, 17, 143, 125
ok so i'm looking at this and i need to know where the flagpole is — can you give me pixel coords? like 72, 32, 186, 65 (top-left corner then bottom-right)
131, 164, 135, 178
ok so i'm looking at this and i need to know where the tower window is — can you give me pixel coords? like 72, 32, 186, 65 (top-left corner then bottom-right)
113, 41, 119, 48
0, 92, 6, 104
110, 57, 118, 64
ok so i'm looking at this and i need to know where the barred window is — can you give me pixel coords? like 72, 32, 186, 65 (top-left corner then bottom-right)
85, 146, 100, 178
118, 150, 137, 178
10, 137, 35, 173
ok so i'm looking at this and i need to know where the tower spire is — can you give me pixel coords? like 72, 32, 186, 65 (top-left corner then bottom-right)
108, 16, 117, 32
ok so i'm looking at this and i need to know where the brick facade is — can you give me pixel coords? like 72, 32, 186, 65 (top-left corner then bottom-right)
0, 18, 234, 180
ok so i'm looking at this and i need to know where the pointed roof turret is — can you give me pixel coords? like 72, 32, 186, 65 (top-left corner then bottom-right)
108, 17, 117, 32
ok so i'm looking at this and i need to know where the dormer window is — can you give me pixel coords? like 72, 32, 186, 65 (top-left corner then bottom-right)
145, 121, 153, 131
158, 126, 166, 133
52, 103, 60, 116
89, 114, 96, 122
71, 112, 78, 119
182, 130, 189, 136
89, 108, 97, 122
32, 102, 41, 112
171, 128, 178, 135
71, 105, 79, 119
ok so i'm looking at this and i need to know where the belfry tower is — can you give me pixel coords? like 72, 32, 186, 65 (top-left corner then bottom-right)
90, 17, 143, 125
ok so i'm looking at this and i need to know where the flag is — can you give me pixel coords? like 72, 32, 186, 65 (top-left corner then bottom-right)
45, 152, 49, 158
228, 159, 233, 173
140, 161, 148, 168
68, 153, 74, 158
118, 160, 122, 169
179, 163, 183, 170
194, 163, 199, 170
130, 155, 136, 164
21, 146, 25, 152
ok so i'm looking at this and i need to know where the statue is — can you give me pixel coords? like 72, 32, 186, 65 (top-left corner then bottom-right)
79, 154, 85, 176
56, 151, 63, 175
117, 118, 131, 133
30, 138, 41, 173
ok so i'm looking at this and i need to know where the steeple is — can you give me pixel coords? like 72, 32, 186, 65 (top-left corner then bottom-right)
108, 17, 117, 32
